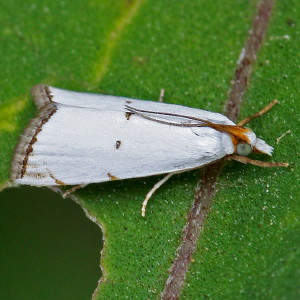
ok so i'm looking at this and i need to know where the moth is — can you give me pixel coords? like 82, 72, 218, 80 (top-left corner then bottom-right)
11, 85, 288, 216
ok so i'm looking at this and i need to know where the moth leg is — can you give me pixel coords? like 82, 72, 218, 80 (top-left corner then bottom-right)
227, 155, 289, 167
63, 184, 87, 198
238, 99, 278, 126
276, 130, 291, 144
142, 172, 175, 217
159, 88, 165, 102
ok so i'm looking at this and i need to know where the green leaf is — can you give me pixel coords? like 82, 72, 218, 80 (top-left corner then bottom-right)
0, 0, 299, 299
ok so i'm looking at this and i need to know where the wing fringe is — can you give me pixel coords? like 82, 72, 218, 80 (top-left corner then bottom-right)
11, 87, 57, 181
31, 84, 54, 109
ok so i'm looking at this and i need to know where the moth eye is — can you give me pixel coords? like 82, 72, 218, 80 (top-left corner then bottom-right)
237, 143, 252, 156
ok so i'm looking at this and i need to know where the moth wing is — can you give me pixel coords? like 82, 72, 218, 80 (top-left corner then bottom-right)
32, 85, 235, 126
12, 103, 229, 186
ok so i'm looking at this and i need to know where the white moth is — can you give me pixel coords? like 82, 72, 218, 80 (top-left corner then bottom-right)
11, 85, 288, 216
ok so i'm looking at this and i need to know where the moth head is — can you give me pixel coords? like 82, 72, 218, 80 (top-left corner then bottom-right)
236, 129, 273, 156
220, 126, 274, 157
233, 130, 255, 156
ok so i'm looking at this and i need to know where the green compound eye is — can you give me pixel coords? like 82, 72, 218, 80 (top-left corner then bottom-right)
237, 143, 252, 156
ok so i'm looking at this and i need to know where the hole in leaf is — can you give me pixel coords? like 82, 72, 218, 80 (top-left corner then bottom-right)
0, 186, 102, 300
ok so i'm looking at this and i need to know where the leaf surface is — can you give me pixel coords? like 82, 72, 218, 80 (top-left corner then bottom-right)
0, 0, 299, 299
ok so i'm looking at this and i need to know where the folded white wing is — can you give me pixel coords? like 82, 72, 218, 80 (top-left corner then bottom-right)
12, 86, 235, 185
